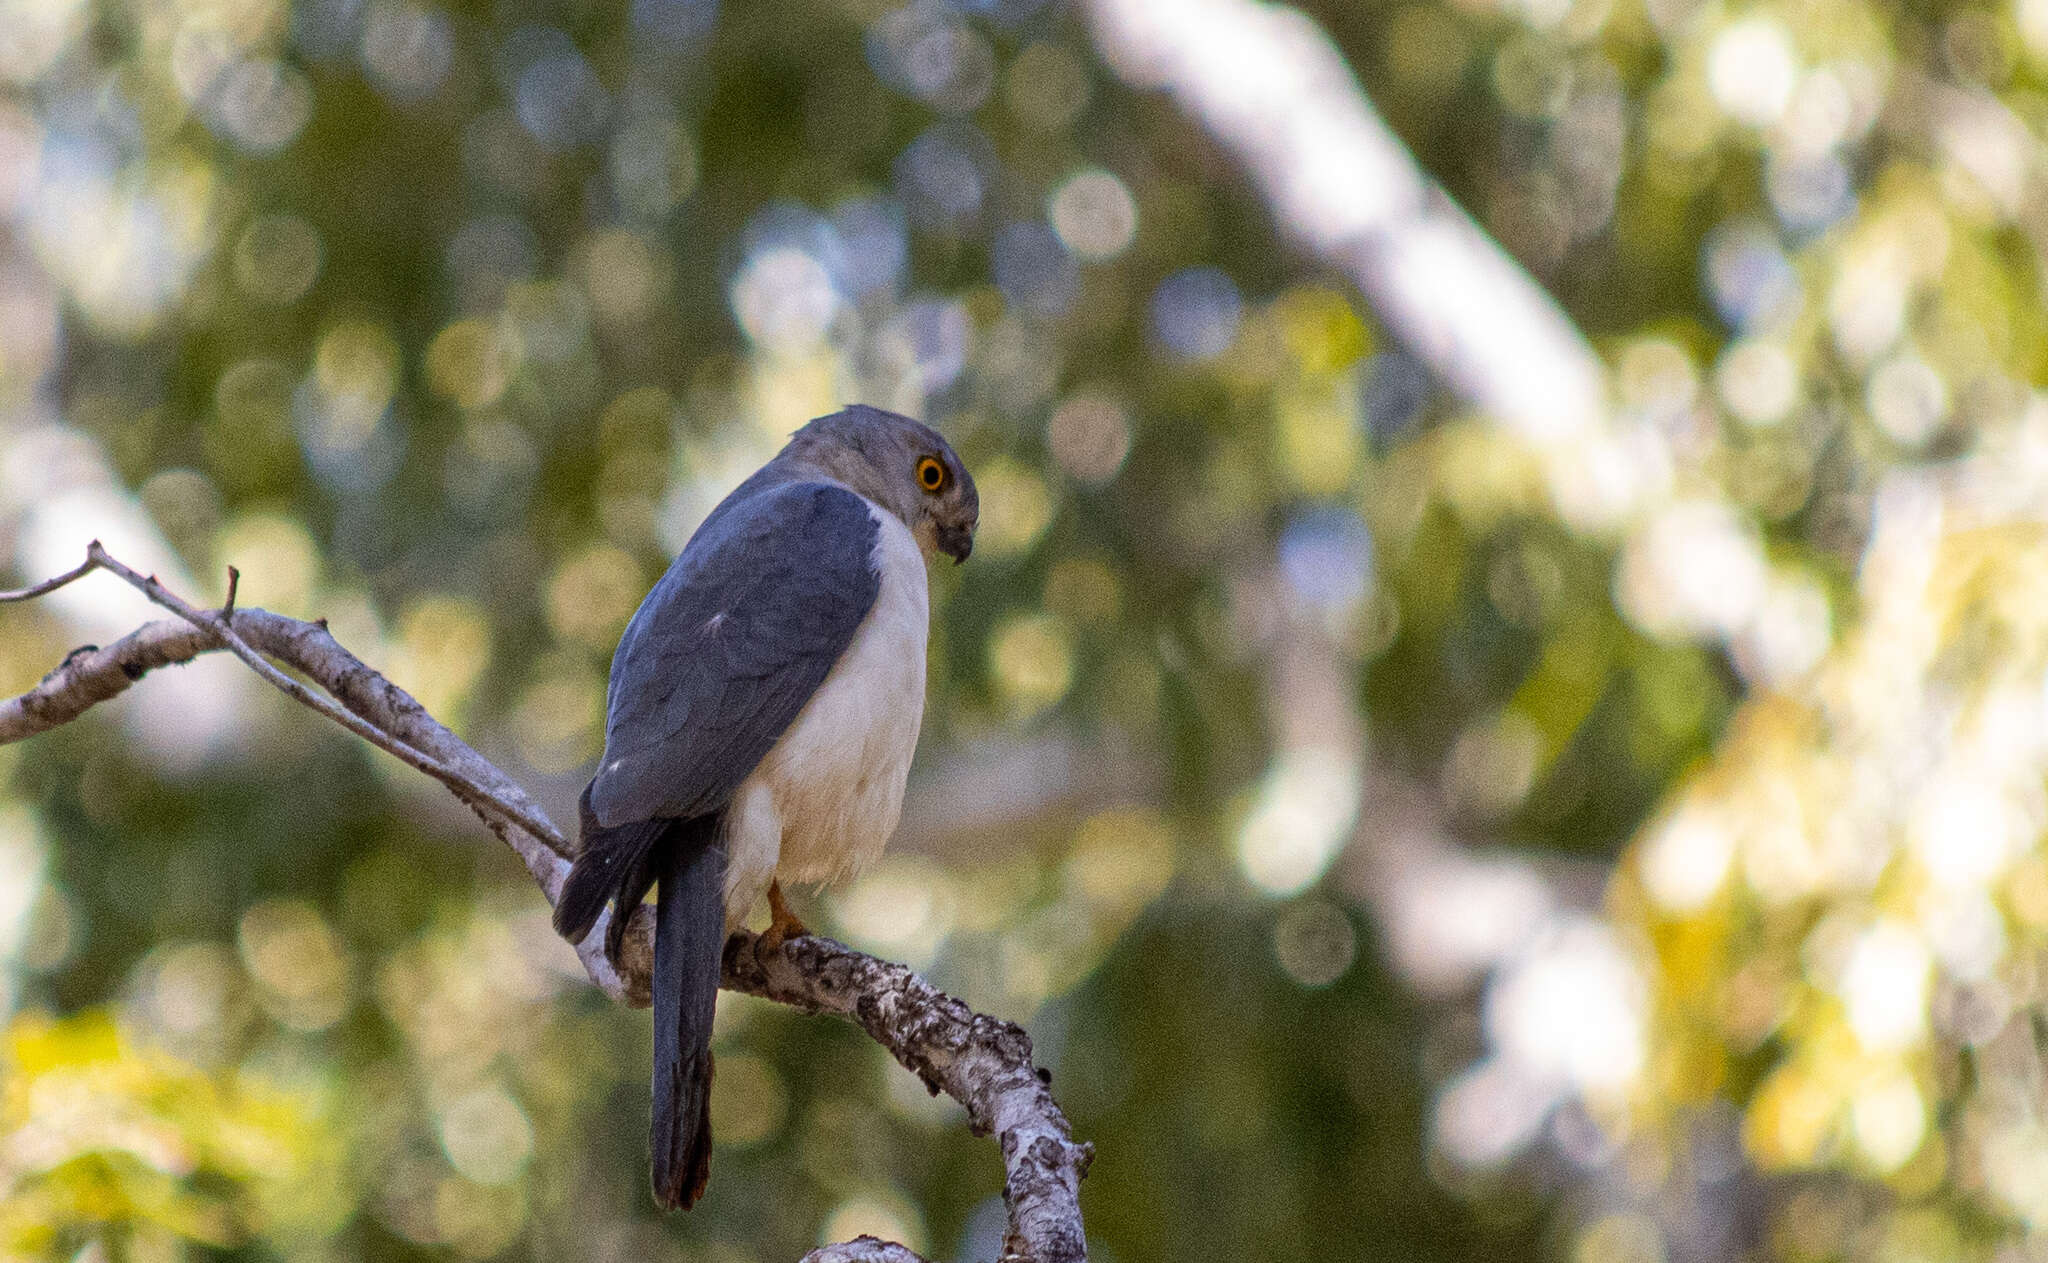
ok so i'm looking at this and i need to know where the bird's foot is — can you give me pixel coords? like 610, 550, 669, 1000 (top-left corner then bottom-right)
759, 880, 810, 953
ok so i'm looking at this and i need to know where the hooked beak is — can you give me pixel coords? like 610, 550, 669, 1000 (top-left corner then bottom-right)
936, 523, 974, 564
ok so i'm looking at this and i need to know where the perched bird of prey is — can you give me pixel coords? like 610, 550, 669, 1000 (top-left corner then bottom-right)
554, 405, 978, 1210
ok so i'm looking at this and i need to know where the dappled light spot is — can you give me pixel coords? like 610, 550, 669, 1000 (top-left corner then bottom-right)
868, 3, 995, 115
0, 803, 42, 1012
504, 27, 609, 150
1638, 802, 1735, 913
1434, 1057, 1557, 1169
1713, 339, 1798, 427
361, 1, 454, 103
511, 662, 603, 775
609, 113, 699, 220
1704, 219, 1800, 331
127, 941, 236, 1046
1003, 41, 1089, 133
309, 318, 399, 430
1709, 18, 1799, 128
1041, 556, 1121, 625
1442, 709, 1541, 819
232, 214, 321, 306
895, 123, 990, 230
992, 221, 1077, 318
237, 899, 351, 1032
1061, 807, 1174, 913
1617, 500, 1767, 642
732, 246, 840, 353
1837, 921, 1930, 1054
0, 0, 84, 84
211, 60, 313, 154
390, 595, 492, 721
970, 459, 1053, 558
709, 1052, 790, 1147
987, 612, 1074, 720
1045, 391, 1130, 485
576, 228, 671, 329
1485, 918, 1645, 1094
1235, 748, 1359, 898
1271, 898, 1355, 988
1151, 266, 1242, 361
1278, 508, 1373, 614
425, 318, 517, 410
1849, 1072, 1926, 1173
832, 856, 955, 968
1866, 354, 1948, 448
438, 1084, 534, 1186
1048, 168, 1137, 261
212, 512, 319, 619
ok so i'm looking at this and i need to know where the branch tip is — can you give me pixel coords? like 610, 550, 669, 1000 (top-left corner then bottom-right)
0, 553, 102, 603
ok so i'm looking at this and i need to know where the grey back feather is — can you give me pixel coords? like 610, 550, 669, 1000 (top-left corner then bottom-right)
587, 477, 882, 827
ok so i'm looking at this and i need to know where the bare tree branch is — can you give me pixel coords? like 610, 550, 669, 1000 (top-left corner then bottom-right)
2, 555, 628, 999
728, 936, 1093, 1263
0, 619, 215, 743
0, 554, 100, 602
0, 547, 1090, 1263
81, 540, 568, 854
1081, 0, 1609, 444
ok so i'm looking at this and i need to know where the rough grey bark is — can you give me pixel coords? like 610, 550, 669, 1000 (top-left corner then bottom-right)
728, 935, 1093, 1263
1, 545, 1089, 1263
800, 1238, 933, 1263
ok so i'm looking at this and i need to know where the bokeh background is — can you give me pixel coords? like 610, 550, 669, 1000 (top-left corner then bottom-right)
4, 0, 2048, 1258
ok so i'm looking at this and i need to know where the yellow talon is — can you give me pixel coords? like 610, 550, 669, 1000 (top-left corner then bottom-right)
761, 880, 809, 952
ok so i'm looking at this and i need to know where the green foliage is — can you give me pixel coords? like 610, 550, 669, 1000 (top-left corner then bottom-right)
0, 1011, 344, 1260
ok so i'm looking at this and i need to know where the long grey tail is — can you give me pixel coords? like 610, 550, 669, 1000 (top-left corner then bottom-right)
650, 820, 725, 1211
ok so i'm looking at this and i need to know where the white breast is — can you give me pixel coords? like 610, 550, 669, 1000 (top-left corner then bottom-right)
720, 503, 929, 928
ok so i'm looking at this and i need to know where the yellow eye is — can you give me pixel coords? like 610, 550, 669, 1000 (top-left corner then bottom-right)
917, 457, 947, 492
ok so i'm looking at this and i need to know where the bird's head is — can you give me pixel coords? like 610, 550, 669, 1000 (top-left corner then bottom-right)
783, 405, 979, 563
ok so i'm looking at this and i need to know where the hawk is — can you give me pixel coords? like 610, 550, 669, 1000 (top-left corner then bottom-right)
554, 404, 978, 1209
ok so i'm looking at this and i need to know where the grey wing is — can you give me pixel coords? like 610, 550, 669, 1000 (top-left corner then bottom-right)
587, 480, 883, 827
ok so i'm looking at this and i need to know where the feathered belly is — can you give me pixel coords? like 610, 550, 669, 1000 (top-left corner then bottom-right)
720, 509, 928, 927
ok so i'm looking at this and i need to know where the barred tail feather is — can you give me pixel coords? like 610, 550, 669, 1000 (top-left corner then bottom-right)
651, 822, 724, 1210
